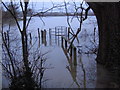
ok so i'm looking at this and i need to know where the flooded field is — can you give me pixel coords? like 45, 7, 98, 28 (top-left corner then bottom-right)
2, 16, 98, 88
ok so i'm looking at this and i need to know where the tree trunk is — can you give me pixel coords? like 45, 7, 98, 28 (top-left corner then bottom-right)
21, 2, 34, 89
88, 2, 120, 87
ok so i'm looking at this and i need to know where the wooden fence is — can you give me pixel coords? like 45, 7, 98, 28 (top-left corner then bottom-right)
49, 26, 67, 46
28, 28, 47, 47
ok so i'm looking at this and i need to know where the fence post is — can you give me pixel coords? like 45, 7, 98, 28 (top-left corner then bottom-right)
55, 27, 57, 45
70, 46, 73, 58
94, 27, 96, 42
38, 28, 40, 47
65, 27, 67, 38
44, 29, 47, 46
65, 39, 67, 50
68, 27, 70, 40
41, 30, 44, 44
29, 33, 32, 45
49, 28, 52, 46
7, 31, 10, 48
4, 32, 7, 43
58, 29, 60, 46
61, 37, 63, 48
84, 29, 87, 41
74, 47, 77, 65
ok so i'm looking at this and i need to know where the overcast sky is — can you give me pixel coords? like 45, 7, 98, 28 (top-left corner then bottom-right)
2, 0, 89, 13
2, 0, 82, 2
28, 1, 86, 12
30, 0, 82, 2
28, 0, 88, 13
2, 0, 119, 2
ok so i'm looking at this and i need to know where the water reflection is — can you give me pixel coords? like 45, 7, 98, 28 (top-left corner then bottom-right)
66, 60, 80, 88
61, 38, 81, 87
2, 16, 98, 88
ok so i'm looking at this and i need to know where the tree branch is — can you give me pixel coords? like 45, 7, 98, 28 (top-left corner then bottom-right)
2, 2, 22, 33
83, 6, 90, 21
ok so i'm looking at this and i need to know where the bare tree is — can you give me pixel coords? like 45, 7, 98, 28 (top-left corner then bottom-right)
2, 2, 20, 21
1, 1, 48, 89
1, 0, 98, 89
62, 0, 94, 88
2, 0, 68, 89
63, 0, 91, 51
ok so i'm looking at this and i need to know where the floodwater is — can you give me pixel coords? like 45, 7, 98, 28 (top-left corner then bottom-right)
2, 16, 98, 88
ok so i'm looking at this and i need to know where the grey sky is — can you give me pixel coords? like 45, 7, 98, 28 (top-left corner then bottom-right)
2, 0, 89, 13
28, 1, 88, 13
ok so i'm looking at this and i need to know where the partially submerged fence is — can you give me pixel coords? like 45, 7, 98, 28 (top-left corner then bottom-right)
49, 26, 67, 46
28, 27, 77, 63
33, 26, 77, 64
28, 26, 68, 47
28, 28, 47, 47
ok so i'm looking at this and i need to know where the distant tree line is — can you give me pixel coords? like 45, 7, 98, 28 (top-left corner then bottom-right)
2, 3, 94, 22
2, 3, 20, 20
2, 3, 33, 22
36, 11, 94, 17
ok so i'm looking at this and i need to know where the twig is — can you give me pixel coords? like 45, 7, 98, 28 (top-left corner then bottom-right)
2, 2, 22, 33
